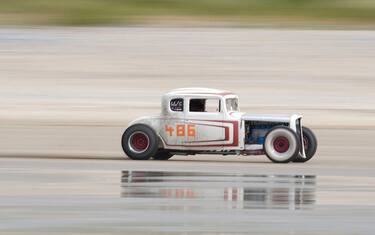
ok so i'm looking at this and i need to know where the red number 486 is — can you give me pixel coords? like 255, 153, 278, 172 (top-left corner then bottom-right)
165, 124, 195, 137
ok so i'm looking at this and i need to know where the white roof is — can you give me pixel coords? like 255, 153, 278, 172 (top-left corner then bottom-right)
165, 87, 234, 96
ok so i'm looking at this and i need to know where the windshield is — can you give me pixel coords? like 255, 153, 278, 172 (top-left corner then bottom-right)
226, 98, 239, 112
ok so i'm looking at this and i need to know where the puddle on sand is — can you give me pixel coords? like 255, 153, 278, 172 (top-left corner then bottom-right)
121, 171, 316, 210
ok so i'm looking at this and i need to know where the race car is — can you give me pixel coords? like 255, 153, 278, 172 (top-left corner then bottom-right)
121, 88, 317, 163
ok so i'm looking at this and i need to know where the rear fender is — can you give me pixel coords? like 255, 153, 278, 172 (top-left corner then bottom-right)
127, 116, 165, 148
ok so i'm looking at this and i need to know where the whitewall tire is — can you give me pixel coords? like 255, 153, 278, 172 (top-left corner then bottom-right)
263, 126, 300, 163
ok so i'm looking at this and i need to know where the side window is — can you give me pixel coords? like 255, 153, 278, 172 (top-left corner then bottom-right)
189, 98, 220, 112
170, 98, 184, 112
205, 99, 221, 112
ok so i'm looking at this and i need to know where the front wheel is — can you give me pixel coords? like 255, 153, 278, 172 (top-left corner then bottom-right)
121, 124, 159, 160
293, 127, 318, 163
263, 126, 300, 163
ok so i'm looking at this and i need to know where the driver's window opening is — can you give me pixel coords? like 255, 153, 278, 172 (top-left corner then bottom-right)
189, 98, 220, 112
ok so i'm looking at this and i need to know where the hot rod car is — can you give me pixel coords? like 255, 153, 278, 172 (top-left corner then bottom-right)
121, 88, 317, 163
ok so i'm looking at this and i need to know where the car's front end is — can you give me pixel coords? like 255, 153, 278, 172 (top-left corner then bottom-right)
239, 113, 313, 162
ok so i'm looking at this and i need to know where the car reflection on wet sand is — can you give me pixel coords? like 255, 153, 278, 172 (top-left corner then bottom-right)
121, 171, 315, 210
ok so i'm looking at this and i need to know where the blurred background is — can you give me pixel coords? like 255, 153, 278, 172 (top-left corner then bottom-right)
1, 2, 375, 234
0, 0, 374, 161
1, 0, 375, 26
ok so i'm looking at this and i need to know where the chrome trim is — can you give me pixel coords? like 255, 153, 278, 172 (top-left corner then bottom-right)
298, 118, 306, 158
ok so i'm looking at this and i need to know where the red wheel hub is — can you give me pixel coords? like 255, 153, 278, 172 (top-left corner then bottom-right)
130, 132, 149, 152
273, 136, 289, 153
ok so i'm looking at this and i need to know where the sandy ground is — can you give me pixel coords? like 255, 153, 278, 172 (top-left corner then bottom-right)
0, 27, 375, 234
0, 27, 375, 157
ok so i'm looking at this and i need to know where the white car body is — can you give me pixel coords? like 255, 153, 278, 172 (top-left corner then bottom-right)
128, 87, 306, 157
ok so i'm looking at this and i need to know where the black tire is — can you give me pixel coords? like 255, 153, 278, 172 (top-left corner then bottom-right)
263, 126, 300, 163
121, 124, 159, 160
293, 127, 318, 163
153, 150, 173, 160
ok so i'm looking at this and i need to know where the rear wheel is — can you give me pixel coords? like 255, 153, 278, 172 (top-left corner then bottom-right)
263, 126, 300, 163
153, 150, 173, 160
293, 127, 317, 163
121, 124, 159, 160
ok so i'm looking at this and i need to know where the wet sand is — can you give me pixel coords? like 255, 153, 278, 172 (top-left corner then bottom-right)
0, 157, 375, 234
0, 127, 374, 234
0, 27, 375, 234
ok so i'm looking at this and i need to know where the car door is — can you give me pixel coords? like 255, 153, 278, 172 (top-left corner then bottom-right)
184, 97, 225, 150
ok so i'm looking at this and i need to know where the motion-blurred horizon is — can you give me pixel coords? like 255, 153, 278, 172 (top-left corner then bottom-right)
1, 0, 375, 27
